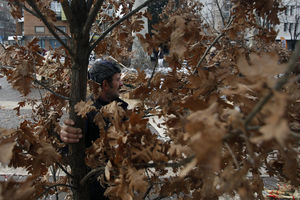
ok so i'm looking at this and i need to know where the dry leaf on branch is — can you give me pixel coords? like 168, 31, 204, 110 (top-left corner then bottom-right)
74, 100, 96, 118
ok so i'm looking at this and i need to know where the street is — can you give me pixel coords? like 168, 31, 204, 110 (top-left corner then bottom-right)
0, 75, 45, 128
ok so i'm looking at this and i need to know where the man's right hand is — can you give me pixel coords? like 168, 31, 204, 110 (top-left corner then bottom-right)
60, 119, 83, 143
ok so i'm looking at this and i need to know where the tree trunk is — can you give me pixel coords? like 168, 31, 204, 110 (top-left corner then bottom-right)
69, 36, 90, 200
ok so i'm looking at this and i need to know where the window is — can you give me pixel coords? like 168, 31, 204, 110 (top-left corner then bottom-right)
284, 23, 288, 32
56, 26, 66, 33
50, 39, 67, 49
35, 26, 45, 33
290, 6, 295, 16
289, 23, 294, 32
50, 1, 61, 20
285, 6, 288, 15
38, 39, 45, 49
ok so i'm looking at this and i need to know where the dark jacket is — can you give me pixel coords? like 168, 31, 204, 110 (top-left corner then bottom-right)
86, 97, 128, 200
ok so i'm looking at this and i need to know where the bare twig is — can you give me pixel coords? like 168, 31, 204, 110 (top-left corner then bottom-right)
134, 155, 195, 169
290, 131, 300, 138
215, 0, 225, 26
54, 26, 71, 40
83, 0, 105, 36
224, 142, 240, 169
89, 0, 158, 53
50, 166, 59, 200
193, 16, 235, 74
25, 0, 73, 56
56, 162, 73, 178
244, 41, 300, 128
89, 6, 109, 43
108, 56, 129, 69
143, 169, 153, 200
11, 1, 39, 18
36, 184, 76, 200
33, 80, 70, 101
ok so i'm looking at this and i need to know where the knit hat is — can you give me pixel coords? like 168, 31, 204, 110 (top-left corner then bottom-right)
88, 59, 121, 85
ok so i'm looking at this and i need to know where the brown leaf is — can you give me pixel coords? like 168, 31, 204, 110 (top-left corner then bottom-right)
251, 92, 289, 145
75, 100, 96, 118
0, 141, 16, 165
237, 53, 286, 87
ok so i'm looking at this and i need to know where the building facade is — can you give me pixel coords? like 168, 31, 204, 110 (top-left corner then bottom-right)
23, 1, 69, 50
276, 0, 300, 49
0, 0, 16, 44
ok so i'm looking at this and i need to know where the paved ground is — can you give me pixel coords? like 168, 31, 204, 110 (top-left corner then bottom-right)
0, 75, 44, 129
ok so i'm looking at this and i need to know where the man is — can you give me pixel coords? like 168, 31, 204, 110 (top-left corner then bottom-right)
60, 59, 128, 200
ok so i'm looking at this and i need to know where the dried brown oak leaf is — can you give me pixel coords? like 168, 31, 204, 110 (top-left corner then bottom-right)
0, 141, 16, 165
251, 92, 289, 145
75, 100, 96, 118
237, 52, 286, 87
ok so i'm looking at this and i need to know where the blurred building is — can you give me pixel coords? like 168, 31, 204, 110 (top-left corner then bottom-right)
22, 1, 69, 50
276, 0, 300, 49
0, 0, 16, 44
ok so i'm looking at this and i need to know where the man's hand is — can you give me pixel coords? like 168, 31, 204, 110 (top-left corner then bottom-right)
60, 119, 83, 143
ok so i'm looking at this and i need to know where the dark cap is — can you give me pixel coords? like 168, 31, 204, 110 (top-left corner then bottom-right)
88, 59, 121, 84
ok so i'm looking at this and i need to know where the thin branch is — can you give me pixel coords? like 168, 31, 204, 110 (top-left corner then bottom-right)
224, 142, 240, 169
54, 26, 71, 40
50, 166, 59, 200
33, 80, 70, 101
56, 162, 73, 178
290, 131, 300, 138
36, 184, 76, 200
83, 0, 105, 36
143, 169, 153, 200
134, 155, 195, 169
80, 155, 195, 186
80, 167, 105, 186
89, 6, 109, 43
244, 40, 300, 128
11, 1, 39, 18
108, 56, 129, 69
193, 16, 235, 74
89, 0, 158, 53
215, 0, 225, 26
147, 58, 158, 88
25, 0, 73, 56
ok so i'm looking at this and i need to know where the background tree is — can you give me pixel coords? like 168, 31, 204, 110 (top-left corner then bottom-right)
0, 0, 299, 200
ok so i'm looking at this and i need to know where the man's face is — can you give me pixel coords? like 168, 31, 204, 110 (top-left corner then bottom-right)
106, 73, 123, 100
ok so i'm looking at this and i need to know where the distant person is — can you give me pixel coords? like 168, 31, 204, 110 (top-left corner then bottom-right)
157, 47, 164, 68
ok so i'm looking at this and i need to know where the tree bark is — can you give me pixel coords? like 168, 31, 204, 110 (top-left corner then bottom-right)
68, 13, 90, 200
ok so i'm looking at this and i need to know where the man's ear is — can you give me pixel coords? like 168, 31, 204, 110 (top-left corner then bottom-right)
102, 80, 109, 90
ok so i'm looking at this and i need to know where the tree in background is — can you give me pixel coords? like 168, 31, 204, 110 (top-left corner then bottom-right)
0, 0, 299, 200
